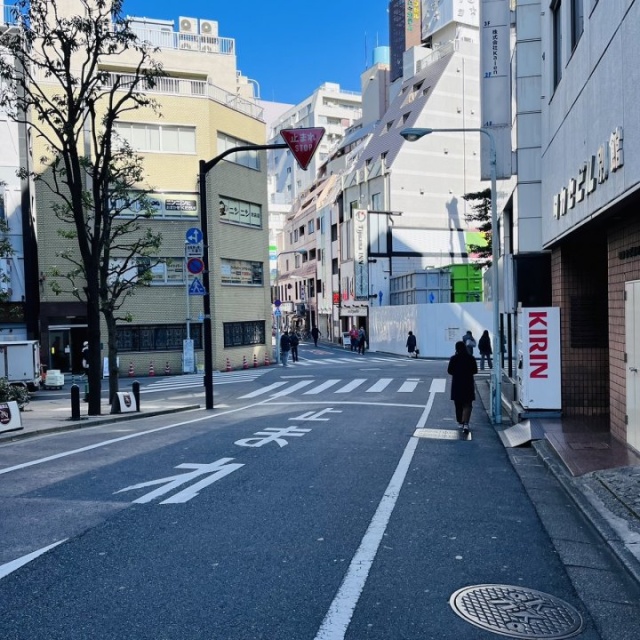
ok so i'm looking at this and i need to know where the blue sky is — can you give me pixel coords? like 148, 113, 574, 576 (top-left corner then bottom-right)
124, 0, 391, 105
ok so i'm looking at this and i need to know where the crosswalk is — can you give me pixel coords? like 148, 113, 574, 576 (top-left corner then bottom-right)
142, 369, 269, 393
238, 377, 424, 399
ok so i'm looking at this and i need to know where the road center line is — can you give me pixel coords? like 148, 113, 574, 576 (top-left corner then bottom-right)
314, 379, 444, 639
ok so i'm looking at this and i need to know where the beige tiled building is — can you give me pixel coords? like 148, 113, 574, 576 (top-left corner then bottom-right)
35, 3, 271, 375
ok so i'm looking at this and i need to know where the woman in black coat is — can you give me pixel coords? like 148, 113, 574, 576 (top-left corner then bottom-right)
447, 340, 478, 433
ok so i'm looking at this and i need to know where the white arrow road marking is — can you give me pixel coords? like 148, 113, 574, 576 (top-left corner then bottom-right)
314, 378, 446, 640
115, 458, 244, 504
0, 539, 67, 581
289, 408, 343, 422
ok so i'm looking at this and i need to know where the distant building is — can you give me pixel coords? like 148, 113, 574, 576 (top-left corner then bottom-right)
388, 0, 422, 82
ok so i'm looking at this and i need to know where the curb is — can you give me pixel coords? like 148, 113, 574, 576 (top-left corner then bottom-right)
0, 404, 202, 444
532, 439, 640, 588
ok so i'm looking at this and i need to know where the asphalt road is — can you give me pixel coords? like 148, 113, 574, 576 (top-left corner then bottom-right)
1, 344, 639, 639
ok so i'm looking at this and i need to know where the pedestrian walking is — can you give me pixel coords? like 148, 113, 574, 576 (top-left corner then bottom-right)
280, 331, 291, 367
289, 331, 299, 362
462, 330, 477, 356
311, 326, 321, 347
357, 327, 367, 355
478, 329, 493, 370
447, 341, 478, 434
406, 331, 418, 358
349, 326, 359, 352
81, 341, 90, 374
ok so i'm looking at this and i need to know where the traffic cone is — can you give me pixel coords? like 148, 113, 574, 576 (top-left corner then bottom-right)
149, 361, 155, 377
226, 357, 231, 372
242, 355, 248, 370
265, 351, 270, 366
164, 361, 170, 375
253, 354, 258, 368
128, 361, 134, 377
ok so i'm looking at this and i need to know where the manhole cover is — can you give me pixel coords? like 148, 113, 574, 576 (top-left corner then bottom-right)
449, 584, 584, 638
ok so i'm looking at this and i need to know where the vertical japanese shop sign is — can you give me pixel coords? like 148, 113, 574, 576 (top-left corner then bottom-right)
354, 209, 369, 300
480, 0, 512, 180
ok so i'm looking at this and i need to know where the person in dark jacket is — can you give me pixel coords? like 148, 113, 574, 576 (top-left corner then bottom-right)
280, 331, 291, 367
478, 329, 493, 370
311, 326, 321, 347
406, 331, 418, 358
447, 340, 478, 433
289, 331, 299, 362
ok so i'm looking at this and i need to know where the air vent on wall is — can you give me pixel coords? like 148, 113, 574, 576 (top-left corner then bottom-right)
179, 17, 198, 33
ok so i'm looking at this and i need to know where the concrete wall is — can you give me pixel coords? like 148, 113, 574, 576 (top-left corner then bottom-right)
369, 301, 493, 358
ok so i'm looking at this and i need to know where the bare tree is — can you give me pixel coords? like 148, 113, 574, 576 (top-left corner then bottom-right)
0, 0, 164, 413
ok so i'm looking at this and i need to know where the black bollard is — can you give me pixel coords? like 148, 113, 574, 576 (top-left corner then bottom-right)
70, 384, 81, 420
132, 380, 141, 412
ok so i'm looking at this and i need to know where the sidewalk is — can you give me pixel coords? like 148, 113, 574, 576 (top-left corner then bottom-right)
475, 378, 640, 587
0, 387, 201, 443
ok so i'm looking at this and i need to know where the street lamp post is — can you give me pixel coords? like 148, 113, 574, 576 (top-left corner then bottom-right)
199, 142, 287, 409
400, 126, 502, 425
273, 249, 307, 365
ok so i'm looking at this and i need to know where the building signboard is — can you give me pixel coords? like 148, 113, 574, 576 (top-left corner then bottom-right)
353, 209, 369, 300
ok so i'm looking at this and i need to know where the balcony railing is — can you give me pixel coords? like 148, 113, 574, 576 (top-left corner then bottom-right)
130, 26, 235, 56
100, 72, 264, 120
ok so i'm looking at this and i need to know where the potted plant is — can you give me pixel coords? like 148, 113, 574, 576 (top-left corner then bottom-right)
0, 377, 30, 410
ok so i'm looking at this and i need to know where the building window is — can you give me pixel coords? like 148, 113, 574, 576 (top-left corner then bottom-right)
331, 223, 338, 242
217, 132, 260, 170
223, 320, 266, 347
114, 123, 196, 154
551, 0, 563, 89
0, 190, 5, 221
117, 323, 202, 351
219, 196, 262, 227
571, 0, 584, 49
220, 258, 263, 285
308, 220, 314, 235
137, 257, 185, 285
113, 191, 199, 219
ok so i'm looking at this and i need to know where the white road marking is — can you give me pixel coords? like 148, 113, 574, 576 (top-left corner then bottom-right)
398, 379, 420, 393
238, 381, 288, 398
314, 379, 445, 639
116, 459, 244, 504
303, 379, 341, 395
334, 379, 366, 393
268, 380, 315, 397
0, 540, 67, 580
365, 378, 392, 393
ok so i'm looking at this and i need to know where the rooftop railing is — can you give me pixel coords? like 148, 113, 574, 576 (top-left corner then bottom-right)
130, 26, 235, 56
101, 72, 263, 121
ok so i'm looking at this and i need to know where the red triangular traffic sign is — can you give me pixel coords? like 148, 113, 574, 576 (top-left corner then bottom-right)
280, 127, 325, 170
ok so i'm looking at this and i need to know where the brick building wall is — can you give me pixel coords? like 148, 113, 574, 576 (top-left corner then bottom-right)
608, 217, 640, 443
551, 232, 609, 418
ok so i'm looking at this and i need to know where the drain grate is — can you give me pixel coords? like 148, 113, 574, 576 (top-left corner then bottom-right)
450, 584, 584, 638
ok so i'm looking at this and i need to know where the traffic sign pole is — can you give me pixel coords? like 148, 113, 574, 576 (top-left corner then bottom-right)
199, 144, 288, 407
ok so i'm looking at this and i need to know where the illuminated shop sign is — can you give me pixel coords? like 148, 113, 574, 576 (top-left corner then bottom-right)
553, 127, 624, 219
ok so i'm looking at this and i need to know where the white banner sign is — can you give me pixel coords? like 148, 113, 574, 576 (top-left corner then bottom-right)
353, 210, 369, 300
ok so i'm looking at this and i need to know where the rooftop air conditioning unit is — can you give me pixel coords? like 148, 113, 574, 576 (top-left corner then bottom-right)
199, 19, 218, 37
179, 17, 198, 33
